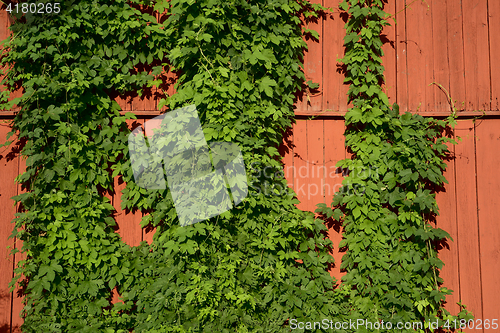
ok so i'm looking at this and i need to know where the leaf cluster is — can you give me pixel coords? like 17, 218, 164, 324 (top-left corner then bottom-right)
1, 0, 349, 332
316, 1, 473, 331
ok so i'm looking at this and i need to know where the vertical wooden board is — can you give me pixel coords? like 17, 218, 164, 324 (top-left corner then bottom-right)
0, 11, 8, 41
130, 91, 156, 113
144, 115, 163, 137
306, 119, 324, 209
141, 115, 165, 245
1, 17, 22, 113
156, 68, 178, 113
447, 0, 466, 111
115, 95, 128, 112
295, 0, 323, 113
405, 0, 434, 113
0, 125, 18, 332
435, 136, 460, 316
113, 119, 144, 248
292, 120, 309, 211
142, 212, 155, 245
280, 125, 294, 202
454, 120, 483, 332
130, 6, 157, 113
324, 119, 345, 205
130, 72, 157, 113
0, 11, 10, 99
156, 12, 176, 110
475, 119, 500, 325
488, 0, 500, 111
395, 0, 408, 112
431, 0, 451, 114
12, 146, 25, 333
381, 0, 397, 106
141, 115, 156, 242
324, 119, 345, 281
142, 111, 163, 247
322, 0, 348, 113
462, 0, 490, 112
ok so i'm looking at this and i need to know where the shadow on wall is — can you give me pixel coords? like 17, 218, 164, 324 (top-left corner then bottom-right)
0, 289, 21, 333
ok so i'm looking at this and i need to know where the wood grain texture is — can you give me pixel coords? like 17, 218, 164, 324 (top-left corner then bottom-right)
462, 0, 490, 112
382, 0, 397, 106
112, 119, 144, 248
435, 133, 460, 316
395, 0, 409, 113
323, 119, 346, 281
296, 0, 323, 113
291, 120, 309, 211
306, 119, 325, 209
447, 0, 467, 111
0, 12, 22, 113
280, 124, 295, 207
406, 0, 435, 113
431, 0, 452, 114
322, 0, 349, 114
11, 154, 25, 333
0, 124, 18, 333
475, 118, 500, 326
454, 119, 483, 333
489, 0, 500, 111
2, 1, 500, 330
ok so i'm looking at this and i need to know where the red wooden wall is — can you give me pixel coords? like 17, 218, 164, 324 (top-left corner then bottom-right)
1, 1, 500, 331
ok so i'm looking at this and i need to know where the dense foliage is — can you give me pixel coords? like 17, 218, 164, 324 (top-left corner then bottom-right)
0, 0, 473, 331
1, 0, 346, 332
316, 0, 472, 331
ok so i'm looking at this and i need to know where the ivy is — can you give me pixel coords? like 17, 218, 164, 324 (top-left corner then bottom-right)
1, 0, 474, 331
0, 1, 171, 331
1, 0, 346, 332
317, 0, 472, 331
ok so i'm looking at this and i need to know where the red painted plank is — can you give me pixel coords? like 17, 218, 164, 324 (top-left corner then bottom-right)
0, 11, 8, 42
462, 0, 490, 112
395, 0, 409, 112
137, 117, 155, 245
381, 0, 397, 106
142, 212, 155, 245
475, 118, 500, 326
306, 119, 324, 209
292, 120, 308, 211
323, 0, 349, 114
405, 0, 434, 113
431, 0, 451, 114
295, 0, 323, 113
447, 0, 466, 111
324, 119, 345, 205
323, 119, 345, 281
435, 131, 460, 316
115, 95, 128, 113
0, 15, 22, 114
280, 125, 295, 205
12, 145, 25, 333
140, 113, 157, 244
156, 68, 177, 113
130, 71, 157, 113
113, 119, 144, 248
489, 0, 500, 111
0, 125, 18, 332
454, 120, 483, 333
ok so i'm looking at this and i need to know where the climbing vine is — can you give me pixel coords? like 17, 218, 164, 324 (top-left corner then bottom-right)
0, 0, 474, 332
1, 0, 345, 332
317, 0, 472, 331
